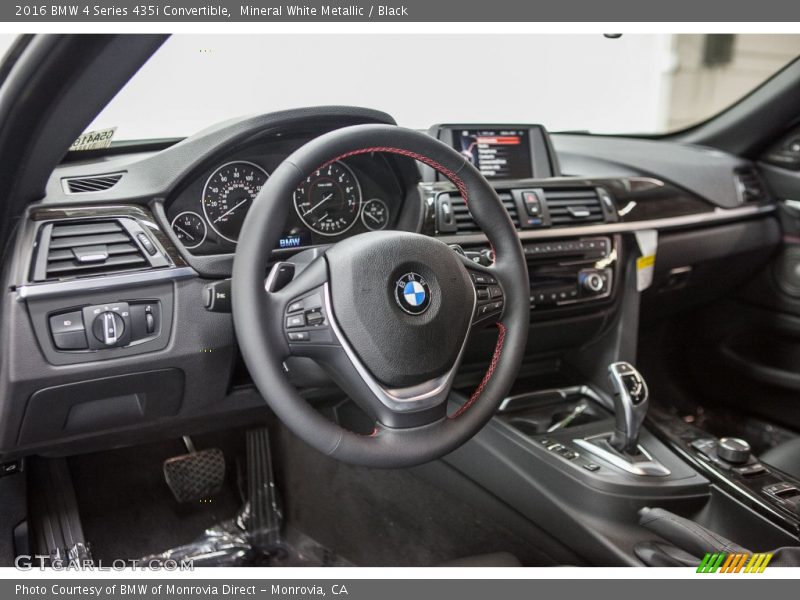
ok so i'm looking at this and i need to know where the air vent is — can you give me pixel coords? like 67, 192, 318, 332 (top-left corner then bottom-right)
541, 188, 604, 226
450, 192, 520, 234
36, 220, 151, 281
734, 168, 768, 204
63, 173, 123, 194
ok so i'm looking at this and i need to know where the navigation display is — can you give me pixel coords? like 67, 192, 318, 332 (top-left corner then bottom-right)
458, 129, 533, 179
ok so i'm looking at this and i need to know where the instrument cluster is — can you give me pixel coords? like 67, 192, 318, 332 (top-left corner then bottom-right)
166, 145, 405, 255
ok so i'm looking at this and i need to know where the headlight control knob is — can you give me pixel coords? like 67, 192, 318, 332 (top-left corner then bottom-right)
717, 437, 751, 464
92, 311, 125, 346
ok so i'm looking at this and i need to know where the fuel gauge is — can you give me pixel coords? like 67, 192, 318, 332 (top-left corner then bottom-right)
361, 198, 389, 231
171, 211, 207, 249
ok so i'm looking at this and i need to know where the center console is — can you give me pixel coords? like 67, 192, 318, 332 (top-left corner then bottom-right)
650, 409, 800, 534
420, 122, 799, 564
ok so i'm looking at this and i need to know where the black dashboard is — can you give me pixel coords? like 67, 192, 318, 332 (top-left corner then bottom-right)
0, 105, 781, 460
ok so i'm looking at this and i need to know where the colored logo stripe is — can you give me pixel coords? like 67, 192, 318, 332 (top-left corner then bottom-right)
697, 552, 773, 573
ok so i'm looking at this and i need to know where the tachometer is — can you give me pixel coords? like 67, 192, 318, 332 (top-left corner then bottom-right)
202, 161, 269, 243
293, 161, 362, 236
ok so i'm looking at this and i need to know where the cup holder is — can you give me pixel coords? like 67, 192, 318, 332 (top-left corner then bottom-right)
500, 388, 608, 436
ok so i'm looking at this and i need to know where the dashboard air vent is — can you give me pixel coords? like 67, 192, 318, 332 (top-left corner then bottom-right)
734, 168, 768, 204
63, 173, 123, 194
38, 220, 150, 280
541, 188, 604, 226
450, 192, 520, 234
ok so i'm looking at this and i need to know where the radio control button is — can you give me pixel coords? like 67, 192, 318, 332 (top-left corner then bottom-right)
583, 272, 605, 293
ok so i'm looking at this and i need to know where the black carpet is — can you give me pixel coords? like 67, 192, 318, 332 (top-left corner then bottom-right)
273, 425, 554, 567
68, 433, 244, 561
67, 422, 553, 566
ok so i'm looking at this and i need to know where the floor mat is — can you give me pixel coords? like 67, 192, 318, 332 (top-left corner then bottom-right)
274, 425, 554, 567
69, 434, 244, 561
68, 423, 552, 566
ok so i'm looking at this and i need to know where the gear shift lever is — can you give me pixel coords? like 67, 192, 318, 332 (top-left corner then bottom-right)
574, 362, 668, 476
608, 361, 649, 453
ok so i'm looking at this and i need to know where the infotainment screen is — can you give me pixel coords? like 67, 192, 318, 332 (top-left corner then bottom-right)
457, 129, 533, 179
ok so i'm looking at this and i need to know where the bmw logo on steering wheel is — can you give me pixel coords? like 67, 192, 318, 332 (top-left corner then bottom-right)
394, 272, 432, 315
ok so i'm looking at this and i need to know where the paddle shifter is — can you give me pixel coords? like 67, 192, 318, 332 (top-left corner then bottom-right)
608, 362, 649, 453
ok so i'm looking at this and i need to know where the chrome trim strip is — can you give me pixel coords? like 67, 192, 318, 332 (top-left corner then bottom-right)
16, 267, 197, 300
574, 434, 671, 477
498, 385, 606, 413
322, 280, 477, 413
435, 204, 776, 245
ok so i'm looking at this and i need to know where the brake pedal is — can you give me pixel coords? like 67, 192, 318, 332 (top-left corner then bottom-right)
163, 438, 225, 503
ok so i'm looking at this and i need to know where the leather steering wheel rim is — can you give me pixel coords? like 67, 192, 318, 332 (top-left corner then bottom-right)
232, 124, 529, 468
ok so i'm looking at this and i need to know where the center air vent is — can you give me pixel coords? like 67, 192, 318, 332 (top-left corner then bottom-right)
62, 173, 123, 194
541, 188, 604, 225
32, 218, 169, 282
734, 167, 768, 204
440, 192, 520, 234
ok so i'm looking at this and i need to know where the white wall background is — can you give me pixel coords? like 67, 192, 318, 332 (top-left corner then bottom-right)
7, 34, 794, 140
77, 34, 675, 139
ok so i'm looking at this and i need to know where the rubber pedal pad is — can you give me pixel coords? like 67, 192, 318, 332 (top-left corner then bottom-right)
163, 448, 225, 503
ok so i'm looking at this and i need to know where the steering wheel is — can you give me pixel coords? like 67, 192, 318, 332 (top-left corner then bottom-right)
232, 124, 529, 468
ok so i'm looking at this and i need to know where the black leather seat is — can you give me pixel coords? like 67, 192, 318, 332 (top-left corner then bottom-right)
761, 438, 800, 481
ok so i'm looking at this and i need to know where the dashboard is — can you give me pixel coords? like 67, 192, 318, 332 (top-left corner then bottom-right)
0, 105, 780, 460
165, 138, 409, 255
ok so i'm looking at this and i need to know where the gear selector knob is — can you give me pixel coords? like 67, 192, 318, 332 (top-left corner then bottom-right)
608, 362, 649, 453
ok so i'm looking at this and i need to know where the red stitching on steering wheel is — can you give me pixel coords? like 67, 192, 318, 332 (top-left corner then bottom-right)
319, 147, 505, 420
320, 146, 471, 206
450, 322, 506, 419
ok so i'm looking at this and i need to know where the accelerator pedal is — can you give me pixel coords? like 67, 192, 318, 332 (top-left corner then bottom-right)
163, 437, 225, 503
245, 428, 283, 553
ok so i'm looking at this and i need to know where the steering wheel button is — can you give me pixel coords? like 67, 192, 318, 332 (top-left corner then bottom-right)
288, 331, 310, 342
488, 285, 503, 299
287, 301, 304, 314
305, 310, 324, 326
476, 288, 490, 301
286, 315, 305, 328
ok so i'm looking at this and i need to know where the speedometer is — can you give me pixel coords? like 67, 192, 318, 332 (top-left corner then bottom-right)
293, 162, 362, 236
202, 161, 269, 243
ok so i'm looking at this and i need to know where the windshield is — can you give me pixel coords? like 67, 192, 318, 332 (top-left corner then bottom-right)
37, 34, 800, 140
